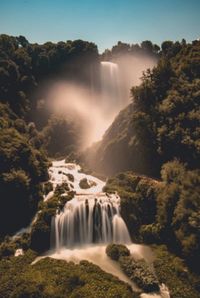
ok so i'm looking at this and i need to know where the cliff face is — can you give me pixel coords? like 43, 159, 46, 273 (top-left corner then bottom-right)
85, 103, 160, 177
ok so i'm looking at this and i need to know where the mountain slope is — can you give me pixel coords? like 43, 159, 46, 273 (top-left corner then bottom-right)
86, 40, 200, 177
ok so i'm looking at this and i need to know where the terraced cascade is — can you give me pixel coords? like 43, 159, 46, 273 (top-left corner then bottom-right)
41, 160, 170, 298
49, 160, 131, 249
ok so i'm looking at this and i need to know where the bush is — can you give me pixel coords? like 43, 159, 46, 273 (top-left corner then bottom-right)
0, 239, 16, 258
119, 256, 159, 293
79, 178, 91, 189
43, 181, 53, 195
54, 182, 70, 195
106, 244, 130, 261
106, 244, 159, 293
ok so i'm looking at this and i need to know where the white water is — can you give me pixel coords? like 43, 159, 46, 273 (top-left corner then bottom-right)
49, 160, 131, 249
100, 61, 123, 116
42, 160, 170, 298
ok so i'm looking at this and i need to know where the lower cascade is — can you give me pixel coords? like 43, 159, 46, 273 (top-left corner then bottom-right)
39, 160, 170, 298
51, 194, 131, 249
49, 160, 131, 250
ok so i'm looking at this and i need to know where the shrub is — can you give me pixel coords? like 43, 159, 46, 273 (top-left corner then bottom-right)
79, 178, 91, 189
43, 181, 53, 195
119, 256, 159, 293
106, 244, 130, 261
106, 244, 159, 293
54, 182, 70, 195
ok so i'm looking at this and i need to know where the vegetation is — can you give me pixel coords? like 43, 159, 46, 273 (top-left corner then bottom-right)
119, 256, 159, 293
0, 251, 135, 298
153, 245, 200, 298
106, 243, 130, 261
0, 233, 30, 259
102, 40, 160, 61
43, 181, 53, 196
104, 172, 158, 241
0, 34, 100, 236
41, 115, 82, 158
79, 177, 96, 189
0, 34, 99, 162
79, 178, 91, 189
104, 160, 200, 274
106, 244, 159, 293
31, 188, 74, 252
0, 103, 49, 236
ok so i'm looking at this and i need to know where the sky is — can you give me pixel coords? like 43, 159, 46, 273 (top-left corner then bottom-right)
0, 0, 200, 52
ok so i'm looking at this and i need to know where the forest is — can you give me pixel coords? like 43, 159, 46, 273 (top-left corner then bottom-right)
0, 34, 200, 298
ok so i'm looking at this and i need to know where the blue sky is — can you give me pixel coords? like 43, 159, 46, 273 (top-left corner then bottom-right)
0, 0, 200, 52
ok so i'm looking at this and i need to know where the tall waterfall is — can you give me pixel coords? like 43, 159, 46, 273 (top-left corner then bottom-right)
100, 61, 122, 115
49, 160, 131, 250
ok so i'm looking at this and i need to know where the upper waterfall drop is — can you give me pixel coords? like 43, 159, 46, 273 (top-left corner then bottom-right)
100, 61, 122, 115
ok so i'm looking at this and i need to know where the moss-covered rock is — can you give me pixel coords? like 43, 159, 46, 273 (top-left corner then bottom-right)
79, 177, 97, 189
79, 178, 91, 189
30, 192, 74, 252
64, 173, 74, 182
106, 243, 130, 261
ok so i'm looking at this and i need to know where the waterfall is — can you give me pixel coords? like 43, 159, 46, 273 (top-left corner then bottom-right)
100, 61, 122, 115
49, 160, 131, 250
51, 193, 131, 250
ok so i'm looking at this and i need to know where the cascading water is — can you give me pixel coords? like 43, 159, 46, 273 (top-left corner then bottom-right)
49, 160, 131, 250
34, 160, 170, 298
51, 194, 131, 250
100, 61, 123, 115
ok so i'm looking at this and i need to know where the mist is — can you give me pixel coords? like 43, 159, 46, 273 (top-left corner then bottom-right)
43, 53, 157, 149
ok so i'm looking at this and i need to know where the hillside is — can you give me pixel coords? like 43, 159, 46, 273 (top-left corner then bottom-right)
85, 40, 200, 177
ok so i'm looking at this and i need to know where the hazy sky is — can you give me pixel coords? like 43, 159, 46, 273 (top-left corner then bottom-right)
0, 0, 200, 52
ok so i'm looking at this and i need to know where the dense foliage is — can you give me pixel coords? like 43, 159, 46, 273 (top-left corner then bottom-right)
0, 251, 135, 298
104, 160, 200, 274
104, 172, 158, 241
153, 245, 200, 298
102, 40, 160, 61
0, 103, 49, 236
31, 186, 74, 252
106, 244, 159, 293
